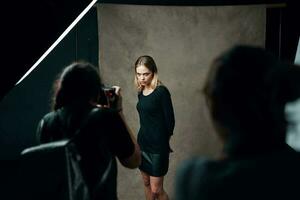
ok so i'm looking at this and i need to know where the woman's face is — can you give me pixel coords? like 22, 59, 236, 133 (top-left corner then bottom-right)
136, 65, 153, 87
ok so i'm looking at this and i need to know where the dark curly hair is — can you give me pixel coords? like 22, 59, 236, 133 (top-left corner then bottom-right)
52, 62, 102, 110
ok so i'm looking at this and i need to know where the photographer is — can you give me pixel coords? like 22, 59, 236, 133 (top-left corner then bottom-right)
36, 61, 141, 200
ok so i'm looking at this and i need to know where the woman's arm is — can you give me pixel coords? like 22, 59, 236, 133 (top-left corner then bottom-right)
110, 86, 141, 168
160, 86, 175, 136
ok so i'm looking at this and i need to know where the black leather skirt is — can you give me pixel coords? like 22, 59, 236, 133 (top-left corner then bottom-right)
139, 151, 169, 177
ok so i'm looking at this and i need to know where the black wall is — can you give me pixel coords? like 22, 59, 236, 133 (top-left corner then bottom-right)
266, 2, 300, 62
0, 6, 99, 160
0, 7, 98, 198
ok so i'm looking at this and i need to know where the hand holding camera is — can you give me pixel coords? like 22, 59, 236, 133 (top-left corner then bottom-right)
99, 85, 122, 111
111, 86, 122, 112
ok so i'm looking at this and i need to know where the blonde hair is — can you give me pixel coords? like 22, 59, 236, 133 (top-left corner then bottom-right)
134, 55, 162, 92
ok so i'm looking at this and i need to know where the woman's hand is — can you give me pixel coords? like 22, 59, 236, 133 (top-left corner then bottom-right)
111, 86, 122, 112
112, 86, 121, 96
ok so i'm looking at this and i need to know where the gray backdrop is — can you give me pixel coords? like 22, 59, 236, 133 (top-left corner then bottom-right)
97, 4, 265, 199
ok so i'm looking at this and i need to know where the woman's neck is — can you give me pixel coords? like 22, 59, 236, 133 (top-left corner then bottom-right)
143, 86, 154, 95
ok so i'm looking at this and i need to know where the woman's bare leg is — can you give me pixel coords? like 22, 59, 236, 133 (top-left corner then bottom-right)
150, 176, 169, 200
140, 171, 153, 200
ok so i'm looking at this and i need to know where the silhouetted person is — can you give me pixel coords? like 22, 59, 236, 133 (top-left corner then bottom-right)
281, 64, 300, 151
175, 45, 300, 200
36, 61, 141, 200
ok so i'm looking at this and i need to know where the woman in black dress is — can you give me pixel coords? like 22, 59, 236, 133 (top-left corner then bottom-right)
134, 55, 175, 200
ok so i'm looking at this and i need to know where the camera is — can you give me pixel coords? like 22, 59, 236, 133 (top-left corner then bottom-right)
98, 86, 116, 106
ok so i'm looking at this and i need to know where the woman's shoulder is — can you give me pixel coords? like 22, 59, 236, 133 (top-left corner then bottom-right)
41, 110, 59, 123
138, 90, 143, 97
37, 110, 63, 135
156, 85, 171, 95
88, 106, 121, 121
157, 84, 168, 90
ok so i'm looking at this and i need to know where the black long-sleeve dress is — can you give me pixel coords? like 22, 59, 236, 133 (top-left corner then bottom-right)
137, 85, 175, 154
